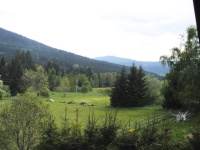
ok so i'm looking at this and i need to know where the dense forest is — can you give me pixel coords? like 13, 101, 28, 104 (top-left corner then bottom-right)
0, 50, 120, 96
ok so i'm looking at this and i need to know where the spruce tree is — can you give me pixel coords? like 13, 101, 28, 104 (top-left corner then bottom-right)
8, 51, 36, 96
127, 64, 138, 106
136, 66, 148, 106
48, 68, 57, 91
110, 67, 127, 107
110, 65, 150, 107
9, 52, 24, 96
0, 57, 7, 79
24, 51, 35, 70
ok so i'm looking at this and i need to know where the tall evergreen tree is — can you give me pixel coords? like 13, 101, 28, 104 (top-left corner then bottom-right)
98, 72, 101, 87
48, 68, 57, 91
9, 52, 24, 96
127, 64, 138, 106
8, 51, 36, 96
110, 67, 127, 107
23, 50, 35, 70
0, 57, 7, 79
135, 66, 148, 106
110, 64, 151, 107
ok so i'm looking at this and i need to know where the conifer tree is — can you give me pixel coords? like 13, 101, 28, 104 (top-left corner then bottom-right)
23, 50, 35, 70
135, 66, 148, 106
110, 67, 127, 107
0, 57, 7, 79
9, 52, 24, 96
110, 65, 150, 107
48, 68, 57, 91
8, 51, 36, 96
127, 64, 138, 106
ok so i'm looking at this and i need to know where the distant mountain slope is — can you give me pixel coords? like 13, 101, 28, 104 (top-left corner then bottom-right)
0, 27, 125, 73
95, 56, 169, 75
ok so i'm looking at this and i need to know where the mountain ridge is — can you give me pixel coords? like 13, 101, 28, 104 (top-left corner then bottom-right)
0, 27, 164, 77
0, 27, 126, 73
94, 56, 169, 75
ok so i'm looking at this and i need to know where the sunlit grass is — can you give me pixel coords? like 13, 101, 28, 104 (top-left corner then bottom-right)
0, 88, 199, 142
43, 90, 167, 128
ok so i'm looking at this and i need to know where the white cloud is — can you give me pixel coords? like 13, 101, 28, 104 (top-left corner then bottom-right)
0, 0, 196, 61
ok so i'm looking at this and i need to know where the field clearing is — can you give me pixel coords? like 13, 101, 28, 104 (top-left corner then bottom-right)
43, 90, 200, 141
1, 89, 199, 141
45, 90, 168, 127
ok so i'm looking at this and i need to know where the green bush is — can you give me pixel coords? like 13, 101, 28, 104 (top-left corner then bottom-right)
188, 117, 200, 150
81, 86, 88, 93
40, 87, 51, 97
115, 123, 140, 150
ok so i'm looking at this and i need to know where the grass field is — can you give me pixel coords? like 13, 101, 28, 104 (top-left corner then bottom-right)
42, 89, 199, 141
0, 88, 199, 142
44, 90, 166, 127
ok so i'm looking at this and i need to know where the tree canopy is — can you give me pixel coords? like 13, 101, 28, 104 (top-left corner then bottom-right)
0, 92, 51, 150
160, 26, 200, 110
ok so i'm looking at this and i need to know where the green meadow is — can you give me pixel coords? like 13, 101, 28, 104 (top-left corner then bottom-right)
0, 88, 199, 142
45, 90, 165, 126
40, 88, 198, 142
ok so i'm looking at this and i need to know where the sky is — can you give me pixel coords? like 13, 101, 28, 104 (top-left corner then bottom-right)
0, 0, 196, 61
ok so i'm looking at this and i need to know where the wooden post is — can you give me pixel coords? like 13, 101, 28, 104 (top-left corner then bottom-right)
193, 0, 200, 43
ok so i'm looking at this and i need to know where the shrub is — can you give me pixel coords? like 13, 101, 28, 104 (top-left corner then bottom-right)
40, 87, 51, 97
115, 121, 140, 150
84, 109, 100, 149
0, 92, 51, 150
98, 109, 121, 148
188, 116, 200, 150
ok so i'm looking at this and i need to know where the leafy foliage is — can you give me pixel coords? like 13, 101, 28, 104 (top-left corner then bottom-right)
145, 74, 162, 103
160, 26, 200, 110
0, 79, 6, 99
81, 81, 92, 93
0, 92, 51, 150
21, 65, 50, 97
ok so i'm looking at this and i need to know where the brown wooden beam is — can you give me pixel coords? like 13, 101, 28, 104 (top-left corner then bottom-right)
193, 0, 200, 42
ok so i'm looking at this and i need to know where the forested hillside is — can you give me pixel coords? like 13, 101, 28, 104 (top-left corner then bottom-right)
0, 27, 124, 73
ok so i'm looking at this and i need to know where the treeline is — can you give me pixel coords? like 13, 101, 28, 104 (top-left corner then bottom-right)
0, 49, 162, 100
0, 50, 117, 96
0, 92, 199, 150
